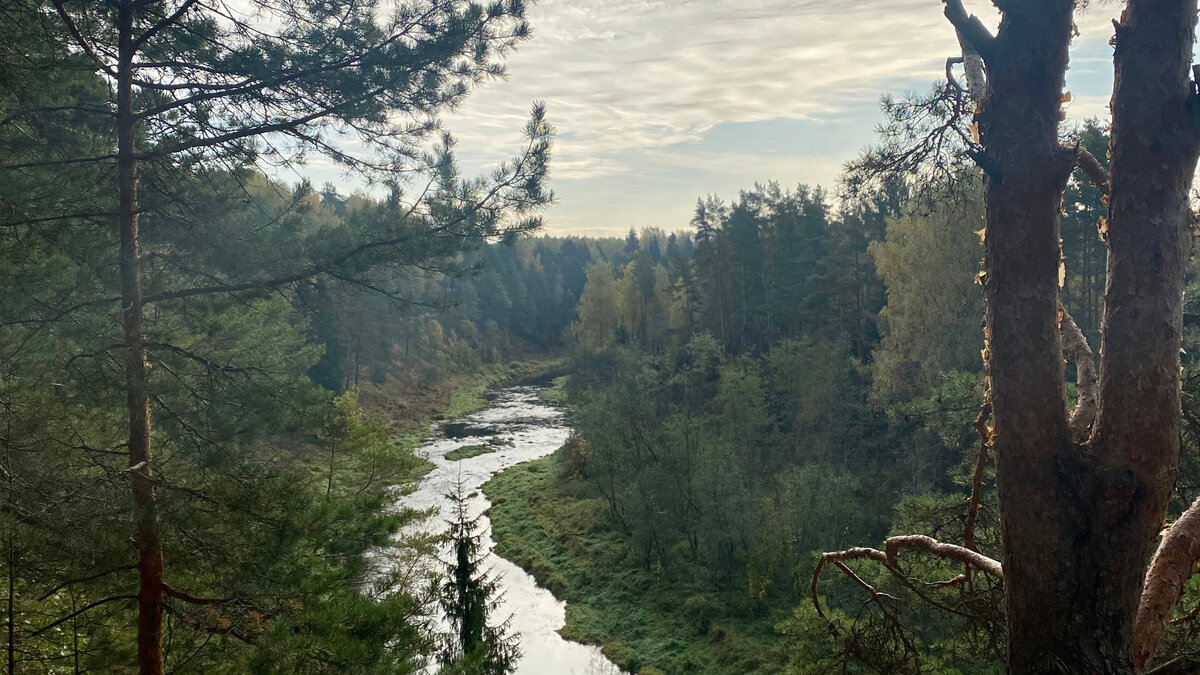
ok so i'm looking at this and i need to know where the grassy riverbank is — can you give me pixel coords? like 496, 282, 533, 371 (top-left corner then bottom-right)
482, 451, 787, 675
362, 358, 566, 480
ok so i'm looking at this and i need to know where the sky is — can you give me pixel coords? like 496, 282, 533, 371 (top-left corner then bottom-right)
311, 1, 1125, 237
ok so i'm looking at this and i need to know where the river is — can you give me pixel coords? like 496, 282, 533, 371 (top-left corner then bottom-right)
391, 385, 623, 675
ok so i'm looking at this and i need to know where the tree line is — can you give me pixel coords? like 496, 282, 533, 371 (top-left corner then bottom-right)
555, 118, 1200, 670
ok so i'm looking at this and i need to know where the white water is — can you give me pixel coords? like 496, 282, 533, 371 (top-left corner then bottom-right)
390, 386, 622, 675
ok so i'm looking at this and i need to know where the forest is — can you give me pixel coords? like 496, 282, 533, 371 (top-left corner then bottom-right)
5, 1, 1200, 674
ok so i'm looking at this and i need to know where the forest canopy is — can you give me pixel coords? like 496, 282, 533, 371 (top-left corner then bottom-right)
5, 1, 1200, 675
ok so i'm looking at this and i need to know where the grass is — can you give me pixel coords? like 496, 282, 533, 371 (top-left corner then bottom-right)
482, 452, 787, 675
538, 375, 570, 405
444, 443, 497, 461
357, 357, 566, 483
444, 358, 567, 420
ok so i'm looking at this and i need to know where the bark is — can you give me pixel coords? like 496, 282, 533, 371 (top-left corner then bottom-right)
965, 0, 1199, 671
7, 520, 14, 675
1060, 307, 1098, 442
971, 1, 1082, 669
1135, 497, 1200, 672
117, 3, 165, 674
1091, 0, 1200, 671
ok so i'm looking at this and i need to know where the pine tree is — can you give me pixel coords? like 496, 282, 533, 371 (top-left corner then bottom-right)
3, 3, 551, 670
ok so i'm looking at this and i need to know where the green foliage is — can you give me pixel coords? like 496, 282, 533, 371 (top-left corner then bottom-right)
484, 453, 787, 674
870, 189, 986, 404
0, 1, 569, 669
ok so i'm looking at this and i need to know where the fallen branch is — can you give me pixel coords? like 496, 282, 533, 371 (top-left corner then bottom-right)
1075, 146, 1111, 196
1135, 496, 1200, 672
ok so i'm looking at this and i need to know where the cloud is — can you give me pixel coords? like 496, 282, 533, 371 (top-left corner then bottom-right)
405, 1, 1126, 233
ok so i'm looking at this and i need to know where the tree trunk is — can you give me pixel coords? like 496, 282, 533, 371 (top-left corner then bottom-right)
7, 519, 15, 675
116, 3, 165, 674
973, 0, 1200, 671
975, 1, 1108, 671
1095, 0, 1200, 671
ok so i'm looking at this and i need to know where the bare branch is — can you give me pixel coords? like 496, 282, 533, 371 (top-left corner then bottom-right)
29, 595, 138, 637
812, 536, 1003, 618
131, 0, 203, 51
1075, 146, 1112, 196
946, 56, 966, 93
50, 0, 116, 77
811, 547, 887, 618
964, 401, 993, 552
1059, 306, 1098, 442
884, 535, 1003, 578
942, 0, 996, 59
36, 565, 137, 601
1135, 497, 1200, 672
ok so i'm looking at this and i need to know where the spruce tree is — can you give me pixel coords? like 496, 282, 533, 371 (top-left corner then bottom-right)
438, 478, 520, 675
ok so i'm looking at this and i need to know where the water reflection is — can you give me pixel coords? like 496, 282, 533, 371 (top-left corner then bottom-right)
391, 387, 623, 675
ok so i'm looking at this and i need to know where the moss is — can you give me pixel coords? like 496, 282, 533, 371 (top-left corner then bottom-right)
444, 444, 497, 461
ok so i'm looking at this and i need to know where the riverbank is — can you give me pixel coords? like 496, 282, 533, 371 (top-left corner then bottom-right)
361, 358, 567, 481
482, 451, 787, 675
389, 386, 622, 675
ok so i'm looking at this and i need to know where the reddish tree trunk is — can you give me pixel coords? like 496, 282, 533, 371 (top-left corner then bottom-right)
1094, 0, 1200, 671
973, 0, 1199, 671
116, 3, 165, 674
975, 1, 1083, 670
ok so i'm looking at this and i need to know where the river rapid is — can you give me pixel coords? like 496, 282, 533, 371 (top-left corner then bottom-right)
391, 386, 622, 675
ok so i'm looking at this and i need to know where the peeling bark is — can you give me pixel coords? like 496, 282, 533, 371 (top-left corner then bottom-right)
1135, 497, 1200, 672
1060, 306, 1098, 442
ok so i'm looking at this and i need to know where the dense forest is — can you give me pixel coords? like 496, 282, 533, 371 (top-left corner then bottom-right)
7, 0, 1200, 674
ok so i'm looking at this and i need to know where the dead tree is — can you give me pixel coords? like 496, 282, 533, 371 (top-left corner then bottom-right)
814, 1, 1200, 672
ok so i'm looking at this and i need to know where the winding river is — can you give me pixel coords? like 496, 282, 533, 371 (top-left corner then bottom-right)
392, 386, 622, 675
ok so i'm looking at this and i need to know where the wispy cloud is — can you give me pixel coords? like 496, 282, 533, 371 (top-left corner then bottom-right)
380, 1, 1126, 233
